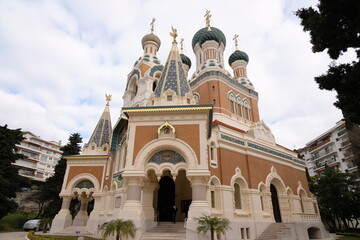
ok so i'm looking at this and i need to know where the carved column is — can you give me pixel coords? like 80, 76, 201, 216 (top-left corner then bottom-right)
73, 195, 91, 226
50, 196, 73, 233
187, 172, 211, 218
118, 171, 147, 222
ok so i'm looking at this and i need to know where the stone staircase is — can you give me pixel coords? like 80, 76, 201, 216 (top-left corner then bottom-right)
141, 222, 186, 240
256, 223, 288, 240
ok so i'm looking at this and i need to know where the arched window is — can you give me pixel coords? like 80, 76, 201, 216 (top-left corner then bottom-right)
299, 190, 306, 213
209, 177, 221, 211
152, 80, 157, 92
209, 142, 217, 168
243, 99, 251, 121
234, 183, 242, 209
230, 100, 235, 114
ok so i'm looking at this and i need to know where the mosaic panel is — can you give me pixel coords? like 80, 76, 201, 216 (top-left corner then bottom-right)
148, 150, 186, 165
75, 180, 94, 189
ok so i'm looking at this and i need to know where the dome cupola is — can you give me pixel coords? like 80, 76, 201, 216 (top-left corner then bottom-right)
192, 27, 226, 51
142, 18, 161, 55
142, 33, 161, 50
228, 50, 249, 66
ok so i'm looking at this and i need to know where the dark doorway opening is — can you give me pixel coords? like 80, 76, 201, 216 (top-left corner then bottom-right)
157, 176, 175, 221
270, 184, 282, 223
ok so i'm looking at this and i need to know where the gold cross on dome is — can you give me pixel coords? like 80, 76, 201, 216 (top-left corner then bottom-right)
150, 18, 156, 33
105, 94, 112, 106
180, 38, 184, 53
204, 10, 212, 31
170, 26, 178, 43
233, 34, 239, 50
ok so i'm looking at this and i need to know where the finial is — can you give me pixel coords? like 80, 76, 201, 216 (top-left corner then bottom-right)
170, 26, 178, 43
180, 38, 184, 54
150, 18, 156, 34
233, 34, 239, 51
204, 10, 212, 31
105, 94, 112, 106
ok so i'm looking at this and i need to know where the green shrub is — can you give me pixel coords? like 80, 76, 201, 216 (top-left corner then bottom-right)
0, 213, 37, 232
27, 232, 101, 240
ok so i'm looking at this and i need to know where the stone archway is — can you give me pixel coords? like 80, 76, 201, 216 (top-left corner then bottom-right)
308, 227, 322, 239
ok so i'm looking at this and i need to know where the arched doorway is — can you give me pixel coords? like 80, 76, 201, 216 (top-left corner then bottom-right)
157, 176, 175, 221
308, 227, 321, 239
270, 184, 282, 223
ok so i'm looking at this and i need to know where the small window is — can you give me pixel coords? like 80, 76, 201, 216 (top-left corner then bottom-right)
230, 100, 235, 114
212, 86, 215, 91
213, 99, 216, 105
234, 183, 241, 209
167, 95, 172, 101
211, 191, 215, 208
187, 98, 190, 104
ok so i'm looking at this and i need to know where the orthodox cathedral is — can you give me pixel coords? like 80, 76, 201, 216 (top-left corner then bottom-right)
51, 14, 329, 240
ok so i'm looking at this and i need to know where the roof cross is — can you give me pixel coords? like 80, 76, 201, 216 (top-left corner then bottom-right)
170, 26, 178, 43
233, 34, 239, 50
204, 10, 212, 31
180, 38, 184, 53
150, 18, 156, 33
105, 94, 112, 106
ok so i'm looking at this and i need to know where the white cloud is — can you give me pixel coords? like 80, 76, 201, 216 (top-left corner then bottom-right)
0, 0, 344, 148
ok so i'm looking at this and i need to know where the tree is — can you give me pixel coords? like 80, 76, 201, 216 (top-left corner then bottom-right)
311, 166, 360, 231
195, 214, 231, 240
0, 125, 30, 219
296, 0, 360, 173
100, 219, 136, 240
41, 133, 82, 218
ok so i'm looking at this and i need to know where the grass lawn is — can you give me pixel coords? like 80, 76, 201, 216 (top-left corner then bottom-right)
337, 236, 360, 240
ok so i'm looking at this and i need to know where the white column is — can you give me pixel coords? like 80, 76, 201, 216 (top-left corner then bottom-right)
187, 176, 210, 218
50, 196, 73, 233
73, 197, 90, 226
118, 174, 146, 222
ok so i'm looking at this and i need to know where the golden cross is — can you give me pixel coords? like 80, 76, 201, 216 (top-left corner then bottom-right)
180, 38, 184, 53
233, 34, 239, 50
204, 10, 212, 31
150, 18, 156, 33
170, 26, 178, 43
105, 94, 112, 106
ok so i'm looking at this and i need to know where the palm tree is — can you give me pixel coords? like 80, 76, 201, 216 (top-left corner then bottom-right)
195, 214, 231, 240
39, 217, 52, 233
100, 219, 136, 240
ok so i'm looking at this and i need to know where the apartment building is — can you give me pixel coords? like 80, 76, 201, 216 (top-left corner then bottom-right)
299, 120, 357, 176
13, 131, 62, 182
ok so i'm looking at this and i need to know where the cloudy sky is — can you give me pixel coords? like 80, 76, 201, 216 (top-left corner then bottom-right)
0, 0, 350, 149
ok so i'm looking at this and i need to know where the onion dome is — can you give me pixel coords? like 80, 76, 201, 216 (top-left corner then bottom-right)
180, 54, 192, 69
192, 27, 226, 50
228, 50, 249, 66
142, 33, 161, 49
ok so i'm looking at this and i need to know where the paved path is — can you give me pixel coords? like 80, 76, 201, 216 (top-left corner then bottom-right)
0, 231, 27, 240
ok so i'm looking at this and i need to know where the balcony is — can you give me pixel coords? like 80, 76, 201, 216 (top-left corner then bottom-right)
311, 147, 334, 161
309, 139, 331, 152
313, 158, 338, 172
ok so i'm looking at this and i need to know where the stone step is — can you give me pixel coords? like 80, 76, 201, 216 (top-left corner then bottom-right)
256, 223, 287, 240
141, 222, 185, 240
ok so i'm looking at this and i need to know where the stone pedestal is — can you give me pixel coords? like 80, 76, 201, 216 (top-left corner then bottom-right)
51, 197, 73, 233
